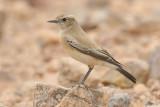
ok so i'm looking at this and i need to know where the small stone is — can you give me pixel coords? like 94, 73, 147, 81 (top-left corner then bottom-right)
87, 0, 108, 8
108, 93, 131, 107
45, 59, 62, 73
149, 46, 160, 80
0, 10, 6, 39
148, 80, 160, 100
37, 29, 60, 47
145, 102, 160, 107
26, 0, 52, 8
0, 103, 6, 107
133, 84, 148, 94
0, 70, 15, 82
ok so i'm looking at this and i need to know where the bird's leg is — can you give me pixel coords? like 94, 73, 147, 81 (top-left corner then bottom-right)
79, 66, 94, 84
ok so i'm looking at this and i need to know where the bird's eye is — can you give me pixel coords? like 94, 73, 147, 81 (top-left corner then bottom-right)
62, 18, 67, 22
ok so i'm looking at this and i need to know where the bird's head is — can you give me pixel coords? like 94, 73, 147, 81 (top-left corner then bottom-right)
48, 15, 77, 29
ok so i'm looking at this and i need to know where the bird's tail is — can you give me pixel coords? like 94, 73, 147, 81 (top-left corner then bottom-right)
116, 67, 136, 83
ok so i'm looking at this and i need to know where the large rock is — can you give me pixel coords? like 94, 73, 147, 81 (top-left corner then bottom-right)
33, 82, 68, 107
56, 85, 103, 107
32, 82, 159, 107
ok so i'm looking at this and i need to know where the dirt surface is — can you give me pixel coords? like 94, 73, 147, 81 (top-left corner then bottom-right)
0, 0, 160, 107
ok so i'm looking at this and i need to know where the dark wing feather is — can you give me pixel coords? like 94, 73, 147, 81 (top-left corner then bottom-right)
98, 49, 122, 66
116, 67, 136, 83
98, 49, 136, 83
66, 40, 136, 83
66, 40, 118, 65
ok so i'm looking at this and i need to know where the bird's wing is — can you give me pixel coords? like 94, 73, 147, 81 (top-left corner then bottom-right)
66, 39, 136, 83
66, 39, 121, 67
97, 49, 122, 66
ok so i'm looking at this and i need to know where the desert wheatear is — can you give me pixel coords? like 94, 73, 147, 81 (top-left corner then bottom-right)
48, 15, 136, 84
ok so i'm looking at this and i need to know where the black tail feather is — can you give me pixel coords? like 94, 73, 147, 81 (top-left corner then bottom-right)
116, 67, 136, 83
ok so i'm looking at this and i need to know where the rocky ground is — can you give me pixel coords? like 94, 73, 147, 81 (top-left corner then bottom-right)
0, 0, 160, 107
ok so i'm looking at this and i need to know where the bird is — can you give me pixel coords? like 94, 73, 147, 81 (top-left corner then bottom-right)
48, 15, 136, 84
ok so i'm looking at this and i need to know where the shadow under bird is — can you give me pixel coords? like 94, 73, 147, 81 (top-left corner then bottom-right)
48, 15, 136, 84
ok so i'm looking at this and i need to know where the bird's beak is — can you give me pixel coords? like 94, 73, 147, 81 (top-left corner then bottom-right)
48, 19, 59, 23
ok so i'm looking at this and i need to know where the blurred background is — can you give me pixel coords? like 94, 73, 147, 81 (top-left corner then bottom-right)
0, 0, 160, 106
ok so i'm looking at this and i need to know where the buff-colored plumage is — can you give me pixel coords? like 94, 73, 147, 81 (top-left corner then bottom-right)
48, 15, 136, 84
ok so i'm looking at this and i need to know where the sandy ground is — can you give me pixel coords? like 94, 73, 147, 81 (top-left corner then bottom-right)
0, 0, 160, 107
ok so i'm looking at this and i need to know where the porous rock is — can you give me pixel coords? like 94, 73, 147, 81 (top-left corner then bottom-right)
56, 84, 103, 107
33, 83, 68, 107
